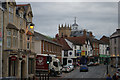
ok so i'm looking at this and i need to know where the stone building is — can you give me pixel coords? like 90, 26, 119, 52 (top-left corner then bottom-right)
110, 29, 120, 67
58, 24, 71, 38
1, 1, 35, 78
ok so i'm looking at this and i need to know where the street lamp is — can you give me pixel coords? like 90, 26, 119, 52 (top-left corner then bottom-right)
30, 23, 34, 29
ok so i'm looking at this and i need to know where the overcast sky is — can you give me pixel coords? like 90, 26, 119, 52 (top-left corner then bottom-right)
17, 2, 118, 39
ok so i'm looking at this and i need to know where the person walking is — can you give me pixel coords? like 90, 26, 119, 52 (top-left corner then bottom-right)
106, 74, 112, 80
112, 73, 118, 80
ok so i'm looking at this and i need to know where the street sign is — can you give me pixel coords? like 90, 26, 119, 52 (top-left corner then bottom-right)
81, 51, 85, 56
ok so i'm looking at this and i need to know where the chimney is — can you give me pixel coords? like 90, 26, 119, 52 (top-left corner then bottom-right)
117, 29, 120, 34
83, 29, 86, 37
89, 31, 93, 37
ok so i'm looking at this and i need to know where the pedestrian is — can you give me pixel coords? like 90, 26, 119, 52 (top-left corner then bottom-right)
106, 74, 112, 80
112, 73, 118, 80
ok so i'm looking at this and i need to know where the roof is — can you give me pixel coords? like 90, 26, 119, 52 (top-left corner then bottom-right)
34, 31, 61, 46
66, 36, 86, 45
16, 4, 33, 19
53, 38, 72, 50
110, 29, 120, 38
100, 36, 109, 44
72, 23, 78, 26
6, 23, 19, 31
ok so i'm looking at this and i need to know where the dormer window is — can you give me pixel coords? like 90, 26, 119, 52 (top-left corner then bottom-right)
20, 12, 23, 18
9, 6, 13, 13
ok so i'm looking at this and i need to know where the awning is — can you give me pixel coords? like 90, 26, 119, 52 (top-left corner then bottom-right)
100, 54, 110, 58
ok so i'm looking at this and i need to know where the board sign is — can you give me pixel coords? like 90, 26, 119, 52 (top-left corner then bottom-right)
36, 55, 48, 70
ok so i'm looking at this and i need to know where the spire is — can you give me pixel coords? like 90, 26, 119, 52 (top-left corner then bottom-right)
59, 24, 60, 29
74, 17, 76, 24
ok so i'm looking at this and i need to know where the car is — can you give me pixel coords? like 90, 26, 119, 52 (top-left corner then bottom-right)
80, 65, 88, 72
62, 65, 71, 72
69, 65, 74, 71
87, 62, 94, 66
94, 62, 99, 66
116, 68, 120, 78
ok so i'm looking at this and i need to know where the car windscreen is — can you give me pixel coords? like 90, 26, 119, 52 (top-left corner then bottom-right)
68, 60, 72, 63
118, 69, 120, 71
53, 62, 58, 67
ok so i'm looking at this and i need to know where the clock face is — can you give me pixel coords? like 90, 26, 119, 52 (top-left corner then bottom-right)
69, 52, 72, 55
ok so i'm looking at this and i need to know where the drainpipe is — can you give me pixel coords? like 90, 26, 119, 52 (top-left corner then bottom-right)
0, 7, 4, 78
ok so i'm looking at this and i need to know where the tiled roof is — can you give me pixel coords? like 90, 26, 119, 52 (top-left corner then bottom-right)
53, 38, 72, 50
34, 31, 61, 46
100, 36, 109, 44
66, 36, 86, 45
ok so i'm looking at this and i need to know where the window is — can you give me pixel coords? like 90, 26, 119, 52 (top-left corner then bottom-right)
75, 45, 76, 49
27, 42, 30, 49
13, 30, 18, 48
9, 6, 13, 13
64, 51, 68, 56
28, 17, 31, 22
9, 6, 14, 23
7, 30, 11, 48
114, 47, 116, 56
20, 33, 23, 49
7, 37, 11, 48
28, 58, 34, 74
20, 12, 23, 18
27, 36, 30, 40
114, 38, 116, 44
20, 18, 23, 26
7, 30, 11, 36
75, 50, 77, 56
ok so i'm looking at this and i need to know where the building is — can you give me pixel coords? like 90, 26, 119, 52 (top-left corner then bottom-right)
0, 2, 4, 77
53, 37, 73, 65
54, 36, 93, 65
58, 24, 71, 38
34, 31, 62, 61
1, 1, 35, 78
88, 37, 99, 62
110, 29, 120, 67
58, 18, 94, 38
99, 36, 110, 64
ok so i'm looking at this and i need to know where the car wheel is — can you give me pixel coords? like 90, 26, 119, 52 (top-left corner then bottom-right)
54, 72, 57, 77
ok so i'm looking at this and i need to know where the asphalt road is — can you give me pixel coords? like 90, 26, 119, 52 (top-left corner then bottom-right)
60, 65, 111, 78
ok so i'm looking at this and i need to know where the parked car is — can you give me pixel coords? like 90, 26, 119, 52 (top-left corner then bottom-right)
69, 65, 74, 71
80, 65, 88, 72
116, 68, 120, 78
87, 62, 94, 66
62, 65, 71, 72
94, 62, 99, 66
1, 77, 17, 80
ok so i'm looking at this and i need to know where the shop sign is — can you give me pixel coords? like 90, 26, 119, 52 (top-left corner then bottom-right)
11, 56, 17, 61
81, 51, 85, 56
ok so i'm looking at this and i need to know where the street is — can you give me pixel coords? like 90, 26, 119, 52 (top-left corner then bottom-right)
56, 64, 116, 79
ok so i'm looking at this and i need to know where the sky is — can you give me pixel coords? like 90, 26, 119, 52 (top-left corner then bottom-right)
17, 1, 118, 39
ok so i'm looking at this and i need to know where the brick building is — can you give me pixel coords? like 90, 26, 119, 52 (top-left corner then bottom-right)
34, 31, 62, 60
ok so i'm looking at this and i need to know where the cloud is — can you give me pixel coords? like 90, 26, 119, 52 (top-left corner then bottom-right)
29, 2, 118, 38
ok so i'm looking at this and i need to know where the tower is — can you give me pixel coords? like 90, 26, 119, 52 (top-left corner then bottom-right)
72, 17, 78, 31
58, 24, 71, 37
